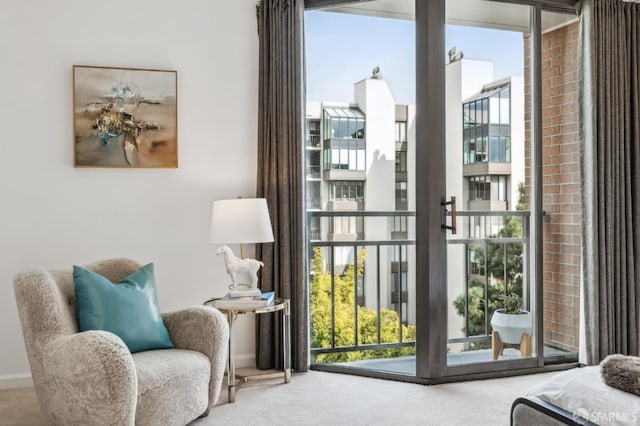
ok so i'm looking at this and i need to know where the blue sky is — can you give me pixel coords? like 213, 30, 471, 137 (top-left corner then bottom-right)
305, 11, 525, 105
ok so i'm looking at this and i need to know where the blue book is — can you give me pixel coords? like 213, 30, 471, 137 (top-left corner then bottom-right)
261, 291, 275, 306
213, 291, 274, 309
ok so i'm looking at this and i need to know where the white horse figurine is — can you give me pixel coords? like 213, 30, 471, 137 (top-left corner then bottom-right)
216, 245, 264, 294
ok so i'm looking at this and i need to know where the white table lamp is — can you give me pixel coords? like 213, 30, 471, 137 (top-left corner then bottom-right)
210, 198, 274, 297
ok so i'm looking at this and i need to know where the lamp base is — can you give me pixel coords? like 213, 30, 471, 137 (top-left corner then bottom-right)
229, 288, 262, 298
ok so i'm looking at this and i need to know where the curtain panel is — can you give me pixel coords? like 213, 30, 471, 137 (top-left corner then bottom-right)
579, 0, 640, 364
255, 0, 308, 372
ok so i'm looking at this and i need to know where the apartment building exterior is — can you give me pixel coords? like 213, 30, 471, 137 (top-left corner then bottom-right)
306, 76, 417, 323
307, 61, 524, 338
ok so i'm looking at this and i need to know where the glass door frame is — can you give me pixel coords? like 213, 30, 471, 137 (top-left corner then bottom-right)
415, 0, 577, 380
303, 0, 579, 383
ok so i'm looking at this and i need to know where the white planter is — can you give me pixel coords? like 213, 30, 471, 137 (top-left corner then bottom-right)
490, 309, 533, 344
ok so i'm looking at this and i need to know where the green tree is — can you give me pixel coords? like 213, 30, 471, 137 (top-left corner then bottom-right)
310, 247, 416, 363
452, 183, 526, 348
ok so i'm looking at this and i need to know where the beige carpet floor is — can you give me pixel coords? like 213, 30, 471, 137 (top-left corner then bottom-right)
0, 369, 560, 425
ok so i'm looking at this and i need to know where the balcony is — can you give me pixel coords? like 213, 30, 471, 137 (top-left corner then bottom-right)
306, 197, 321, 210
306, 165, 321, 179
306, 134, 321, 148
463, 162, 511, 177
307, 210, 575, 374
323, 169, 366, 181
467, 199, 508, 211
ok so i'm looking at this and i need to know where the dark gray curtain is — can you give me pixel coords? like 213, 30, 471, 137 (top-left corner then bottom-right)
579, 0, 640, 364
255, 0, 308, 372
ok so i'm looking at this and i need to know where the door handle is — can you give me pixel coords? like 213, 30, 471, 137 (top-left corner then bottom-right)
441, 196, 457, 235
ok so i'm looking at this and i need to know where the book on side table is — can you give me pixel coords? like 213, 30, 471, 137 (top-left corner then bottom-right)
212, 291, 275, 309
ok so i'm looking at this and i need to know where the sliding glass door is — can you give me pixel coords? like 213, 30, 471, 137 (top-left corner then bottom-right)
442, 1, 538, 374
305, 0, 579, 382
304, 2, 418, 377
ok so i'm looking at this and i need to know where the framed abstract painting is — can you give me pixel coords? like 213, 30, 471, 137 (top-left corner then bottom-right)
73, 65, 178, 168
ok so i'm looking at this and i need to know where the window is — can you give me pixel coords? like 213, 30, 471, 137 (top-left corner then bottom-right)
468, 246, 486, 276
468, 175, 508, 202
357, 150, 365, 171
330, 181, 364, 202
308, 215, 321, 240
306, 119, 321, 147
391, 271, 408, 323
395, 151, 407, 172
464, 103, 472, 129
324, 141, 366, 171
392, 216, 408, 233
323, 107, 366, 171
306, 151, 321, 178
391, 215, 408, 239
395, 181, 408, 210
391, 245, 409, 323
489, 87, 511, 125
307, 181, 321, 209
463, 83, 511, 165
490, 96, 500, 125
395, 121, 407, 142
330, 216, 357, 234
323, 107, 365, 140
329, 216, 363, 236
500, 87, 510, 125
489, 136, 510, 163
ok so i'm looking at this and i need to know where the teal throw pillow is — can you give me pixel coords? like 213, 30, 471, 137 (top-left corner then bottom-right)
74, 263, 174, 353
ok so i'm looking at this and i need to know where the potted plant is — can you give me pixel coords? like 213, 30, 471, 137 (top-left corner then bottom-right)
490, 293, 532, 345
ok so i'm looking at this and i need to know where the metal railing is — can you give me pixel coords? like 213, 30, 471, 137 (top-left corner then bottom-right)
447, 210, 530, 346
306, 135, 321, 147
307, 209, 530, 360
306, 165, 321, 179
308, 210, 415, 358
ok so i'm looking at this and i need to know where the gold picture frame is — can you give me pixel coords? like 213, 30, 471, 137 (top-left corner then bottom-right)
73, 65, 178, 168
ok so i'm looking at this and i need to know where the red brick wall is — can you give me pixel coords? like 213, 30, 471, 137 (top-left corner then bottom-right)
524, 21, 581, 352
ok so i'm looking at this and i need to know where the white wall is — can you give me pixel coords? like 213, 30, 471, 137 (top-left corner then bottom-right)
406, 104, 417, 325
510, 76, 525, 207
354, 79, 396, 312
0, 0, 259, 381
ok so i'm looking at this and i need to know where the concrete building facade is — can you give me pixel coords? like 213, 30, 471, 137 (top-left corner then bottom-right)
307, 62, 526, 341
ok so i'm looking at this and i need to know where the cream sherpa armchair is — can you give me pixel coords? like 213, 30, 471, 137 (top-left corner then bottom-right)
13, 258, 229, 426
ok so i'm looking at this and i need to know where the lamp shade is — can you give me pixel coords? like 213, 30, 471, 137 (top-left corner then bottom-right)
209, 198, 274, 244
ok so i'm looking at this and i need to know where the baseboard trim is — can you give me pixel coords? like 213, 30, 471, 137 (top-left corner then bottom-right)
0, 373, 33, 389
